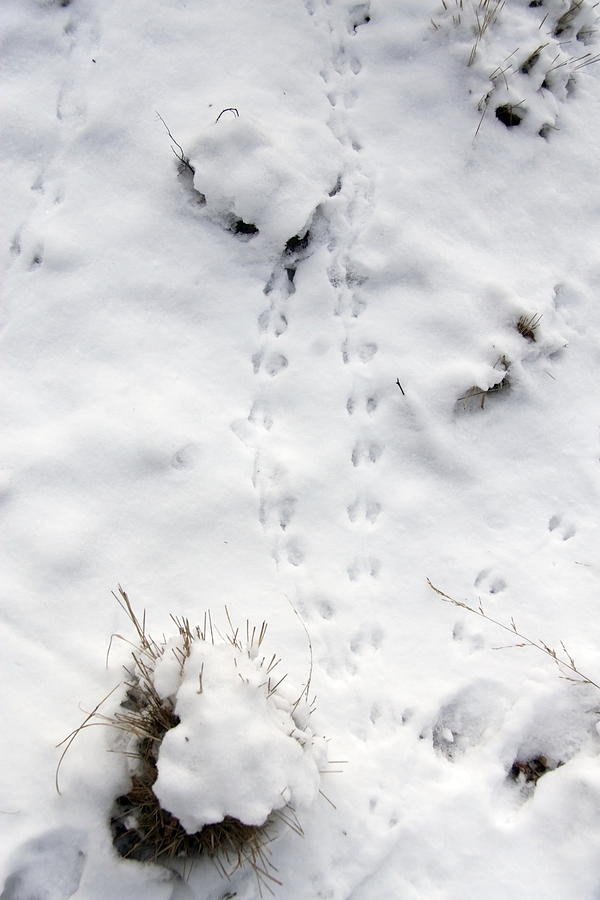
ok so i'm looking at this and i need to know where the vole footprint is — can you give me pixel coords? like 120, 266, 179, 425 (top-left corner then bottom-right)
548, 514, 576, 541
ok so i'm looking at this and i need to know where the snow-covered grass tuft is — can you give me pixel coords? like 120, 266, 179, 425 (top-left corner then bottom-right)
60, 589, 326, 892
431, 0, 506, 66
456, 354, 511, 411
517, 311, 542, 341
432, 0, 600, 139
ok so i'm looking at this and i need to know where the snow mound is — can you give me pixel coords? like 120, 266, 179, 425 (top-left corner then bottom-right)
188, 112, 341, 250
152, 638, 326, 833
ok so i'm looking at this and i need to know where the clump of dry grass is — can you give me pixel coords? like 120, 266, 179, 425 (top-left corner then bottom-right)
517, 312, 542, 341
554, 0, 585, 37
431, 0, 506, 65
510, 755, 562, 785
57, 589, 313, 894
457, 354, 511, 411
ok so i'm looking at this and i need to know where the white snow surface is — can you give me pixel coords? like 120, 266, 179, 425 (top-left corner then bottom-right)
189, 114, 341, 252
153, 640, 324, 832
3, 0, 600, 897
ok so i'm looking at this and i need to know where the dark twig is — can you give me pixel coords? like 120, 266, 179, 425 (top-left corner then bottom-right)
215, 107, 240, 123
156, 111, 194, 174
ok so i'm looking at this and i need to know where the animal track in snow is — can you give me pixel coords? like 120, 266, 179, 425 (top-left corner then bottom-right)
258, 492, 297, 532
56, 80, 87, 122
258, 308, 288, 337
10, 233, 21, 257
474, 567, 507, 595
0, 828, 87, 900
252, 350, 289, 377
248, 399, 273, 431
245, 233, 319, 564
342, 339, 378, 364
452, 619, 484, 653
548, 514, 576, 541
351, 440, 382, 466
30, 246, 44, 268
366, 395, 378, 414
432, 680, 511, 760
347, 495, 381, 524
171, 442, 202, 470
347, 2, 371, 34
316, 597, 335, 620
347, 555, 380, 581
284, 538, 304, 567
297, 0, 373, 585
265, 352, 288, 376
349, 625, 383, 653
346, 393, 378, 417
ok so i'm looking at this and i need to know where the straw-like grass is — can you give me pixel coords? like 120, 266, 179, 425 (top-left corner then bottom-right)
517, 312, 542, 341
58, 588, 314, 895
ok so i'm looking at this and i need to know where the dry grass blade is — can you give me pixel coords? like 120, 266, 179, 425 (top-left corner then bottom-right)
520, 43, 547, 73
55, 683, 121, 794
285, 596, 314, 708
427, 578, 600, 690
156, 111, 195, 175
517, 312, 542, 341
554, 0, 585, 36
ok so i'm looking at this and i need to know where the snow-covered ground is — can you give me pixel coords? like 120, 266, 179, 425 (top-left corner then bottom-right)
3, 0, 600, 897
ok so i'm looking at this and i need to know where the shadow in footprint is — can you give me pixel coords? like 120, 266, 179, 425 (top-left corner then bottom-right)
1, 828, 86, 900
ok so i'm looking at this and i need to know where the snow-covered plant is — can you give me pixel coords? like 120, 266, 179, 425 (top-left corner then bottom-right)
431, 0, 506, 66
59, 589, 328, 891
432, 0, 600, 138
456, 354, 511, 411
517, 311, 542, 342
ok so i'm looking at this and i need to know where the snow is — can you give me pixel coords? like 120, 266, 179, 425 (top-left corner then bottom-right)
188, 113, 341, 252
2, 0, 600, 897
153, 638, 325, 832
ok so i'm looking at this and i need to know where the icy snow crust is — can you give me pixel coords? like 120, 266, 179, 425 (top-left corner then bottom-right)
3, 0, 600, 897
153, 641, 324, 832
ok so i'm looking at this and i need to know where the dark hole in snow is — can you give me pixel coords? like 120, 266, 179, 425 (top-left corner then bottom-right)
496, 104, 523, 127
349, 3, 371, 31
353, 14, 370, 31
285, 231, 311, 255
520, 50, 542, 74
286, 266, 296, 284
176, 164, 205, 205
529, 0, 543, 6
111, 822, 156, 862
577, 27, 595, 45
120, 685, 146, 711
510, 755, 562, 784
329, 175, 343, 197
539, 123, 554, 139
231, 219, 259, 236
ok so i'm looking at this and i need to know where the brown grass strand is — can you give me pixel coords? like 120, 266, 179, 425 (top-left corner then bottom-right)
427, 578, 600, 690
